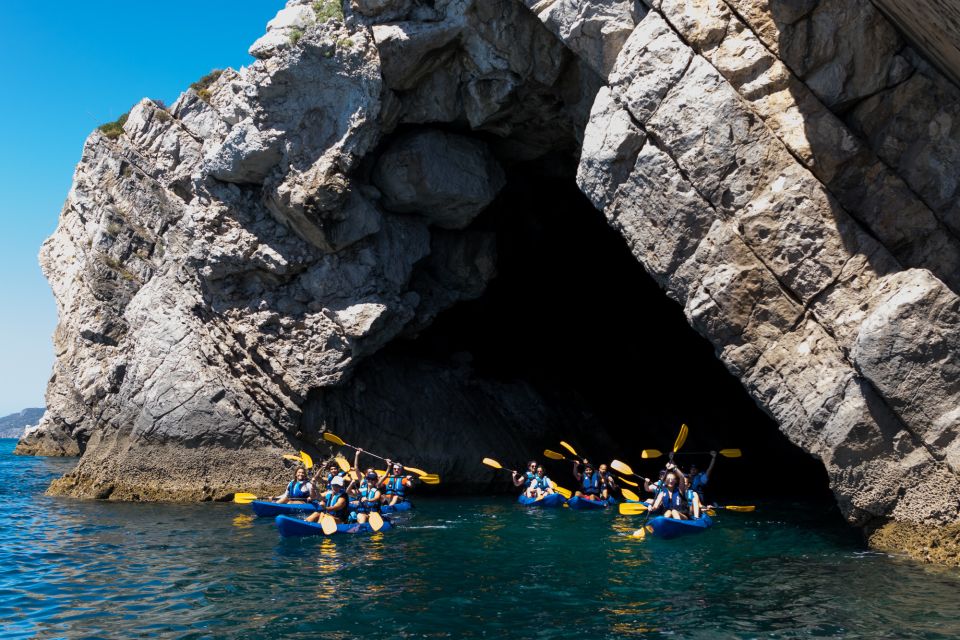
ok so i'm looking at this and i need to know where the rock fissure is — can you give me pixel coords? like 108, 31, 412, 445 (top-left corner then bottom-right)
18, 0, 960, 565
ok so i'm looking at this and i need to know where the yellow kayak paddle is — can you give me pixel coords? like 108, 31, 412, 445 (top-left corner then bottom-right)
368, 511, 385, 532
233, 492, 258, 504
619, 502, 649, 515
324, 432, 433, 477
620, 488, 641, 502
673, 423, 689, 453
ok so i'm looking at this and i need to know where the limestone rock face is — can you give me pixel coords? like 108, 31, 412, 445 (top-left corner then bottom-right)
372, 130, 505, 229
22, 0, 960, 564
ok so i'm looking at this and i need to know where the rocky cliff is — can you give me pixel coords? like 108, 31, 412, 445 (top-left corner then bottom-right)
19, 0, 960, 564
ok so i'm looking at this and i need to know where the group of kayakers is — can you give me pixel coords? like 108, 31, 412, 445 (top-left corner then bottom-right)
272, 448, 414, 524
514, 451, 718, 520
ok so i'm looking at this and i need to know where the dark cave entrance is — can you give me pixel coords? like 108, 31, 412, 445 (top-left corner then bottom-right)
387, 159, 833, 502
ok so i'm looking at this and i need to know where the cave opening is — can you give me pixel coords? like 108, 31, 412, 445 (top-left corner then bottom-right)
387, 157, 834, 502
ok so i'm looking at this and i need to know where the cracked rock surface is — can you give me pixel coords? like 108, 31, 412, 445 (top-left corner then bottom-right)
20, 0, 960, 564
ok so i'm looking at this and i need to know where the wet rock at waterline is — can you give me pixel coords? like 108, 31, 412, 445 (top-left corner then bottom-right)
20, 0, 960, 565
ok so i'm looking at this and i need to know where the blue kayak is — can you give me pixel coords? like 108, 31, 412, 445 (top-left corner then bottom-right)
275, 514, 394, 537
567, 496, 617, 510
251, 500, 320, 518
647, 514, 713, 539
517, 493, 566, 508
380, 501, 413, 513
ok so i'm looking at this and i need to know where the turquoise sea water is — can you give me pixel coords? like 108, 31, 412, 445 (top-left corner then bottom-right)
3, 439, 959, 639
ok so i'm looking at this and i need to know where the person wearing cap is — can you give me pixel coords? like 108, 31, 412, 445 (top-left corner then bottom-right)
351, 448, 383, 524
305, 474, 350, 524
380, 459, 414, 507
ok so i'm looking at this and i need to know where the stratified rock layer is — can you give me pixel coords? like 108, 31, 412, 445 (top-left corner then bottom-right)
21, 0, 960, 564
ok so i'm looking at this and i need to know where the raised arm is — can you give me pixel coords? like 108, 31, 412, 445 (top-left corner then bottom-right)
704, 451, 717, 479
572, 460, 582, 482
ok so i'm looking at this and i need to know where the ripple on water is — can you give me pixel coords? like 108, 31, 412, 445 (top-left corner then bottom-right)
2, 441, 960, 638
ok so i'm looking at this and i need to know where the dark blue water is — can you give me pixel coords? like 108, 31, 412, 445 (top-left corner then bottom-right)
3, 439, 959, 639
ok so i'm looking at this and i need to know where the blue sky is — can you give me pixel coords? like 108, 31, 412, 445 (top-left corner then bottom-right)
0, 1, 285, 416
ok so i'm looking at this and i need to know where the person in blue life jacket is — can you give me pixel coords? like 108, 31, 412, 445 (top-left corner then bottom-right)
642, 469, 667, 505
682, 477, 704, 519
512, 460, 538, 489
273, 466, 316, 504
649, 470, 687, 519
306, 475, 350, 524
380, 459, 414, 507
572, 460, 602, 500
350, 448, 383, 524
313, 461, 343, 490
525, 466, 555, 499
597, 463, 618, 500
688, 451, 717, 503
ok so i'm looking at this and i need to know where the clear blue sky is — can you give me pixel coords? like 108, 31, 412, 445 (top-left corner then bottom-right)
0, 1, 285, 416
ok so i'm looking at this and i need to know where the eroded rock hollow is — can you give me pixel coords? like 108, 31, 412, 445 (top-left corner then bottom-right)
20, 0, 960, 564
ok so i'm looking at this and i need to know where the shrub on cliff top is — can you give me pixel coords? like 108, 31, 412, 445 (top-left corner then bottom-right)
98, 113, 129, 140
189, 69, 224, 102
314, 0, 344, 22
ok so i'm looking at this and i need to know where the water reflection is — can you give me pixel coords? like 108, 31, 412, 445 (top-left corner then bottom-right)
4, 441, 960, 639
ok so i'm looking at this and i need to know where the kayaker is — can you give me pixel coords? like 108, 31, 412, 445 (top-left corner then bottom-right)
572, 460, 602, 500
273, 466, 316, 504
381, 460, 414, 507
306, 475, 350, 524
597, 463, 617, 500
525, 466, 555, 499
512, 460, 538, 488
649, 471, 687, 519
688, 451, 717, 501
312, 461, 343, 490
642, 469, 667, 505
351, 448, 382, 524
684, 480, 703, 519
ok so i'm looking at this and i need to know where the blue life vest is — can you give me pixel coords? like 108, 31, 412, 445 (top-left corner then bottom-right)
325, 490, 347, 515
385, 475, 406, 497
581, 472, 601, 496
685, 488, 698, 504
286, 480, 312, 501
690, 472, 708, 498
656, 488, 684, 513
530, 475, 551, 491
356, 482, 379, 513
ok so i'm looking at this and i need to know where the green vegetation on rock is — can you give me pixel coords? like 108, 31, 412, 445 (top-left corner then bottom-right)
313, 0, 344, 22
98, 113, 129, 140
189, 69, 224, 102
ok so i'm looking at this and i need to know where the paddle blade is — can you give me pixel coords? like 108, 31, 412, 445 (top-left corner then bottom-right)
720, 448, 742, 458
724, 505, 755, 512
233, 492, 257, 504
619, 503, 648, 515
632, 527, 646, 539
368, 511, 385, 532
322, 432, 346, 447
543, 449, 565, 461
621, 488, 641, 502
334, 454, 351, 473
375, 469, 386, 475
482, 458, 503, 470
282, 454, 302, 463
617, 475, 638, 487
553, 485, 572, 499
405, 466, 429, 477
640, 449, 662, 460
559, 441, 578, 457
320, 514, 338, 535
673, 423, 689, 453
610, 459, 634, 476
420, 475, 440, 485
300, 450, 314, 470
